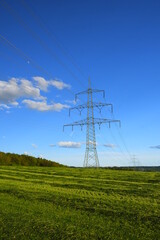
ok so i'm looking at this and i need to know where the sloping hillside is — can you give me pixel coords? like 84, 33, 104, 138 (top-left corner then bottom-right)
0, 152, 64, 167
0, 166, 160, 239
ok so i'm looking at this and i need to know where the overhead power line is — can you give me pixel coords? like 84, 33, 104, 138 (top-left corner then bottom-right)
100, 88, 133, 162
0, 1, 132, 165
0, 0, 86, 88
111, 111, 133, 161
0, 33, 52, 78
0, 33, 78, 98
93, 106, 132, 163
20, 0, 87, 82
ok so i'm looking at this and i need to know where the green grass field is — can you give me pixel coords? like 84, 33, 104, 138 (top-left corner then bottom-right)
0, 166, 160, 240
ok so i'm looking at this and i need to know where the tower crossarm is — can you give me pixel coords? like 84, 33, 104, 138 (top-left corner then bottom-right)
63, 118, 121, 131
69, 102, 113, 116
63, 119, 88, 131
93, 118, 121, 129
75, 89, 105, 101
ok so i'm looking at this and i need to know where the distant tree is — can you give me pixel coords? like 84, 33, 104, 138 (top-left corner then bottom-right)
0, 151, 64, 167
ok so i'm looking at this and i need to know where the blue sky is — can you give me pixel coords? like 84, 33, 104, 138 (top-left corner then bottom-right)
0, 0, 160, 166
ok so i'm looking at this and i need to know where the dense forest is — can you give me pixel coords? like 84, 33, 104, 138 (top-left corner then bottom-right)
0, 152, 64, 167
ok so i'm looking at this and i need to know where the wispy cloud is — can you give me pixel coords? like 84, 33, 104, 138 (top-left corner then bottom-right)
58, 141, 81, 148
65, 99, 76, 105
23, 100, 69, 112
103, 143, 116, 148
0, 104, 10, 110
150, 145, 160, 149
50, 79, 70, 90
24, 152, 33, 156
49, 144, 56, 147
24, 151, 29, 155
33, 76, 70, 91
31, 143, 38, 149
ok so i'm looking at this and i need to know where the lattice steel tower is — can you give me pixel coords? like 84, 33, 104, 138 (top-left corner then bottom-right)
84, 80, 99, 167
63, 79, 120, 167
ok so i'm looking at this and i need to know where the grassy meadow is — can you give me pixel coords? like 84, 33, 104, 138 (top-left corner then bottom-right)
0, 166, 160, 240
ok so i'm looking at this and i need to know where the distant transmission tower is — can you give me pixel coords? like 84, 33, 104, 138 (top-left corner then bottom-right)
131, 154, 139, 167
63, 79, 121, 167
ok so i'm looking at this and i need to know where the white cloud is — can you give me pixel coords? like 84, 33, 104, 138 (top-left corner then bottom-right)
103, 143, 117, 148
31, 143, 38, 149
0, 104, 10, 110
33, 76, 48, 91
23, 99, 69, 112
33, 76, 70, 91
0, 102, 19, 111
0, 77, 71, 111
23, 152, 33, 156
58, 141, 81, 148
85, 141, 98, 145
10, 101, 19, 106
65, 99, 76, 105
0, 78, 41, 105
50, 80, 70, 90
20, 79, 41, 98
24, 151, 29, 155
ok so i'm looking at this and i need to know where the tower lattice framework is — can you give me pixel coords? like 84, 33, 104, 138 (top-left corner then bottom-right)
84, 81, 99, 167
63, 80, 120, 167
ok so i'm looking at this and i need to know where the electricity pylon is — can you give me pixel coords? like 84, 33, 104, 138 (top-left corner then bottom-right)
131, 155, 139, 167
63, 79, 121, 167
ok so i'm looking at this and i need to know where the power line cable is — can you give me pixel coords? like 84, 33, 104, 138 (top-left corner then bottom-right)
111, 112, 133, 160
0, 1, 132, 164
100, 83, 133, 162
0, 33, 52, 77
0, 0, 86, 89
20, 0, 88, 82
0, 33, 81, 131
0, 33, 79, 98
0, 31, 131, 164
94, 107, 130, 163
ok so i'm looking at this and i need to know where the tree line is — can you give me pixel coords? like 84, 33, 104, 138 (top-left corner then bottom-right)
0, 152, 64, 167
